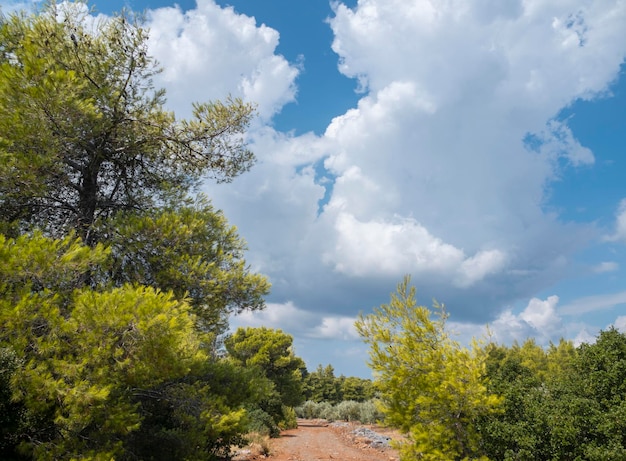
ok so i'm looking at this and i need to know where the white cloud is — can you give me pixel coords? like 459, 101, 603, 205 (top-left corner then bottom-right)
194, 0, 626, 325
573, 328, 597, 346
559, 290, 626, 315
231, 301, 360, 341
568, 315, 626, 347
604, 198, 626, 243
330, 0, 625, 108
520, 296, 562, 332
488, 295, 563, 343
457, 249, 508, 288
528, 120, 594, 166
310, 316, 360, 340
592, 261, 619, 273
146, 0, 299, 121
323, 212, 506, 287
231, 301, 318, 334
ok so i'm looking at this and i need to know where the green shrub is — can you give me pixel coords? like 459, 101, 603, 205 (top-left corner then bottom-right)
358, 399, 384, 424
317, 402, 337, 421
279, 406, 298, 430
0, 347, 25, 458
244, 408, 280, 438
296, 401, 319, 419
296, 399, 383, 424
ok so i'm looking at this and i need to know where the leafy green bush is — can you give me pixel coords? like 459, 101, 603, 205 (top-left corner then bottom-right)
358, 400, 384, 424
244, 408, 280, 438
295, 399, 383, 424
297, 400, 319, 419
318, 402, 338, 421
335, 400, 361, 421
279, 405, 298, 430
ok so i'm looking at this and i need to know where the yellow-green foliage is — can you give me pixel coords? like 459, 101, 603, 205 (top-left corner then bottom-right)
225, 327, 305, 408
0, 232, 248, 460
104, 195, 270, 334
0, 1, 256, 241
355, 276, 501, 461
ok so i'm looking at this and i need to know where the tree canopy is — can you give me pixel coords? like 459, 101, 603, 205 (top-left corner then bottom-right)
0, 1, 255, 243
0, 1, 269, 330
356, 276, 501, 461
225, 327, 306, 435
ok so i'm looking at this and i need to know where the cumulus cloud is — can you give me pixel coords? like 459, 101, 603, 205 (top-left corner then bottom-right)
525, 120, 594, 166
323, 212, 506, 287
488, 295, 563, 343
570, 316, 626, 347
231, 301, 318, 334
232, 301, 360, 342
573, 328, 597, 346
520, 296, 562, 334
191, 0, 626, 325
309, 316, 360, 340
146, 0, 299, 120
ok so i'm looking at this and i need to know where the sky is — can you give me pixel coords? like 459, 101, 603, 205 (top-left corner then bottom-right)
3, 0, 626, 378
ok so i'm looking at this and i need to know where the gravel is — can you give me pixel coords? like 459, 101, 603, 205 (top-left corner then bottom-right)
330, 422, 393, 449
352, 427, 393, 448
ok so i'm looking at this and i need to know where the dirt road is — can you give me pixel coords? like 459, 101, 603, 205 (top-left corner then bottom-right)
238, 419, 400, 461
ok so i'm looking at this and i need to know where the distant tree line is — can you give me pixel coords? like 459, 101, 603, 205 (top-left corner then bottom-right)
302, 364, 376, 404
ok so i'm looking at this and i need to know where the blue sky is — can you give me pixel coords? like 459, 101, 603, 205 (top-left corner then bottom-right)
3, 0, 626, 378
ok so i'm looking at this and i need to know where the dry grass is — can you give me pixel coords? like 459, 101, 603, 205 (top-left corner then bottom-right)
232, 432, 272, 460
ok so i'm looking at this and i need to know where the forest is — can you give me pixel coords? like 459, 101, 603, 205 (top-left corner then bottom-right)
0, 2, 625, 460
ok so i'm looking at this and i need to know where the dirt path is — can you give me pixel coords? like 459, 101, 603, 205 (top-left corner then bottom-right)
238, 419, 400, 461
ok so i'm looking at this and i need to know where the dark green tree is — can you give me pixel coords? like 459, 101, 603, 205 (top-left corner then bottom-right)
479, 333, 626, 461
103, 195, 269, 334
338, 375, 375, 402
303, 364, 342, 404
225, 327, 305, 434
0, 2, 255, 243
575, 328, 626, 459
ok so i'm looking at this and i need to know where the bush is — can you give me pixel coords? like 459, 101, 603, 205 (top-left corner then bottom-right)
358, 399, 384, 424
295, 400, 334, 420
279, 406, 298, 430
295, 399, 382, 424
318, 402, 338, 421
243, 432, 272, 457
336, 400, 362, 422
296, 401, 319, 419
244, 408, 280, 438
